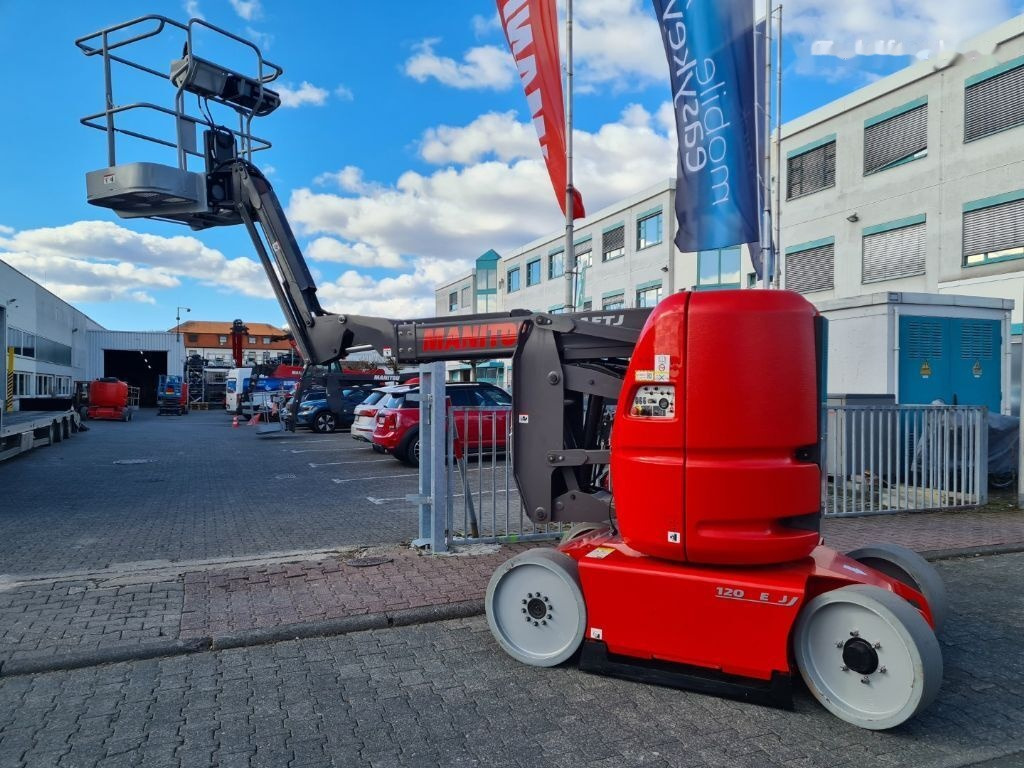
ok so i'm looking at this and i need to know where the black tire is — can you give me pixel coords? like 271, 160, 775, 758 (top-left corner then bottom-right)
397, 428, 420, 467
313, 411, 337, 434
989, 471, 1016, 490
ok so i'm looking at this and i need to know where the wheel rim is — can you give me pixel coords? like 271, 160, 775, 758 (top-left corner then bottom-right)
846, 544, 948, 633
794, 585, 942, 730
412, 437, 420, 463
486, 549, 586, 667
317, 413, 334, 432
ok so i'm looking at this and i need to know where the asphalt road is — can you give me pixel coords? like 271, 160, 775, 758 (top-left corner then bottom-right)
1, 551, 1023, 768
0, 410, 425, 577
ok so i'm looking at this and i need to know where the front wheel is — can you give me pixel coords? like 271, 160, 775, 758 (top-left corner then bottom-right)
793, 584, 943, 730
313, 411, 337, 434
397, 428, 420, 466
485, 549, 587, 667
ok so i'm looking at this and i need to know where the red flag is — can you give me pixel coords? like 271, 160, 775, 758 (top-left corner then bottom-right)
497, 0, 585, 219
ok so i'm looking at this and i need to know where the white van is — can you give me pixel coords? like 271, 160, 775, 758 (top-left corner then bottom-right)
224, 367, 252, 414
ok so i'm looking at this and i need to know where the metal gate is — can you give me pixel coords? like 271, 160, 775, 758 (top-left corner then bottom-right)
411, 363, 563, 552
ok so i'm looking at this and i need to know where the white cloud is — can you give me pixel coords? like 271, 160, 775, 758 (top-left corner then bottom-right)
472, 12, 501, 37
419, 111, 538, 165
0, 224, 13, 235
229, 0, 262, 21
183, 0, 204, 20
314, 166, 380, 195
277, 81, 330, 108
404, 38, 517, 90
315, 258, 474, 318
287, 105, 675, 264
786, 0, 1016, 59
334, 84, 354, 101
245, 26, 273, 52
306, 237, 404, 269
0, 220, 269, 304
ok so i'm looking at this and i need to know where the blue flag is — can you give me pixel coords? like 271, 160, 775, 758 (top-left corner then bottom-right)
652, 0, 759, 252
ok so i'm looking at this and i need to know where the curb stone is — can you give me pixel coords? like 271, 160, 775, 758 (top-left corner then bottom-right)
2, 544, 1022, 678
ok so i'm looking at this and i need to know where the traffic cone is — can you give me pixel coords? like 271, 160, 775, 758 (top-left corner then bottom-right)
232, 415, 239, 428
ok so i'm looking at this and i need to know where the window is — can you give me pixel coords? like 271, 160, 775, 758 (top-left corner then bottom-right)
697, 247, 741, 290
582, 300, 593, 311
480, 388, 512, 406
862, 216, 926, 283
35, 374, 54, 396
188, 349, 199, 356
602, 293, 625, 310
526, 259, 542, 286
965, 60, 1024, 142
787, 138, 836, 199
549, 250, 564, 279
476, 268, 496, 291
637, 211, 663, 249
219, 335, 228, 344
575, 240, 593, 271
549, 305, 567, 314
248, 336, 256, 344
461, 286, 471, 307
478, 293, 497, 312
263, 337, 271, 344
187, 333, 199, 343
506, 266, 521, 293
635, 283, 663, 308
864, 100, 927, 174
785, 239, 835, 294
963, 193, 1024, 266
33, 336, 71, 366
448, 292, 458, 311
602, 225, 625, 261
13, 372, 32, 396
9, 328, 35, 358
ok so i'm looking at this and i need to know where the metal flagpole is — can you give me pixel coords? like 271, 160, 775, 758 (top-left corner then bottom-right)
761, 0, 774, 289
773, 4, 784, 289
563, 0, 576, 311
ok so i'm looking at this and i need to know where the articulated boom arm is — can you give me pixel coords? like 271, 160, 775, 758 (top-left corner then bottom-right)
77, 15, 651, 528
230, 159, 651, 524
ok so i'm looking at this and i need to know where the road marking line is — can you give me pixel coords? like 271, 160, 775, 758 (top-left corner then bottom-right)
308, 459, 392, 468
367, 489, 514, 504
331, 473, 417, 483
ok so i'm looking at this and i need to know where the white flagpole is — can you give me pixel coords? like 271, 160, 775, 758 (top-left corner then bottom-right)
761, 0, 773, 289
564, 0, 576, 311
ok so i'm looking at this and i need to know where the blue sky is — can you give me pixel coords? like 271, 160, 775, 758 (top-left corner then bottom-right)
1, 0, 1022, 331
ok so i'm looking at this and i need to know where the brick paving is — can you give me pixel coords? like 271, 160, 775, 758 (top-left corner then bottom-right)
1, 553, 1023, 768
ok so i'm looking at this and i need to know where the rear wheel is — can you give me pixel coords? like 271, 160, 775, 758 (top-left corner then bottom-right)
313, 411, 337, 434
793, 584, 942, 730
398, 428, 420, 466
845, 544, 948, 632
485, 549, 587, 667
560, 522, 612, 544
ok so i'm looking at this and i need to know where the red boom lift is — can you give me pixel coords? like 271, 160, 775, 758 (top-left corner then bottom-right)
78, 16, 946, 729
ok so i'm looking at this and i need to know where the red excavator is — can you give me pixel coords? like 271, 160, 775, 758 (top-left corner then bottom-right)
78, 15, 945, 729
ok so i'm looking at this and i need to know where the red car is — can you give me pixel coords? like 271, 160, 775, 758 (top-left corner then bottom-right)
371, 381, 512, 465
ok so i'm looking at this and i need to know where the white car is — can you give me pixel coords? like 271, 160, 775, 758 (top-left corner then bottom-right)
351, 386, 400, 449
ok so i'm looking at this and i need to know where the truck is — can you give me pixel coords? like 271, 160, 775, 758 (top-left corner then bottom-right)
77, 15, 948, 730
223, 367, 252, 415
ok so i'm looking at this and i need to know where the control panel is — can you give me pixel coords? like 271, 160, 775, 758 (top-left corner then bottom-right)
630, 385, 676, 418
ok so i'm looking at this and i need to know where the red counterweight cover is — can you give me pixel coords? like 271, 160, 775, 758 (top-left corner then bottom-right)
611, 290, 821, 566
89, 379, 128, 408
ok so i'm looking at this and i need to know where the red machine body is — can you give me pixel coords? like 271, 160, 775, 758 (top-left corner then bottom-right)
554, 291, 934, 700
86, 378, 130, 421
611, 290, 820, 565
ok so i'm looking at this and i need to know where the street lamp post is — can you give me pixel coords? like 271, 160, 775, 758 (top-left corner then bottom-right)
176, 306, 191, 341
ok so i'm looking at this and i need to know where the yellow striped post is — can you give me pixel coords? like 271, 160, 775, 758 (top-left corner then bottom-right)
5, 347, 13, 412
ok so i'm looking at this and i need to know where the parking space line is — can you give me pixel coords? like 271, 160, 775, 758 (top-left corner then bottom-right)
331, 473, 417, 484
366, 489, 513, 504
308, 459, 392, 468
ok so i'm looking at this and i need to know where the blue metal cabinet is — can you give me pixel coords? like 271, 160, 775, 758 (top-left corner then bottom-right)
899, 316, 1000, 410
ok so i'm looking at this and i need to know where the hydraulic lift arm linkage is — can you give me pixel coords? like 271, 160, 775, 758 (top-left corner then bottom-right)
231, 160, 651, 526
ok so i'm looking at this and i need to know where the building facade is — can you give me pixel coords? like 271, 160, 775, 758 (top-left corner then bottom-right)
170, 320, 297, 366
778, 16, 1024, 318
1, 259, 102, 407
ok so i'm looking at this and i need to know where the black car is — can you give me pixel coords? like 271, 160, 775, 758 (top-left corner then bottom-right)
291, 384, 376, 433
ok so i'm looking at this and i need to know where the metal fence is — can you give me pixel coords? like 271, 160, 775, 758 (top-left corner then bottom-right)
413, 366, 993, 549
825, 404, 988, 516
411, 363, 563, 552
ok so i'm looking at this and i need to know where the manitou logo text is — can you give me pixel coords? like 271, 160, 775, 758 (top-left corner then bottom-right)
420, 322, 521, 353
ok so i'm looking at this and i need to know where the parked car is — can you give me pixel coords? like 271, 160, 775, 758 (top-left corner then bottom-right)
292, 383, 377, 433
371, 381, 512, 466
351, 385, 402, 451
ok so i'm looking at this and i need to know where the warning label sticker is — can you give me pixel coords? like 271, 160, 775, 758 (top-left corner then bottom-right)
585, 547, 615, 559
635, 370, 655, 382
